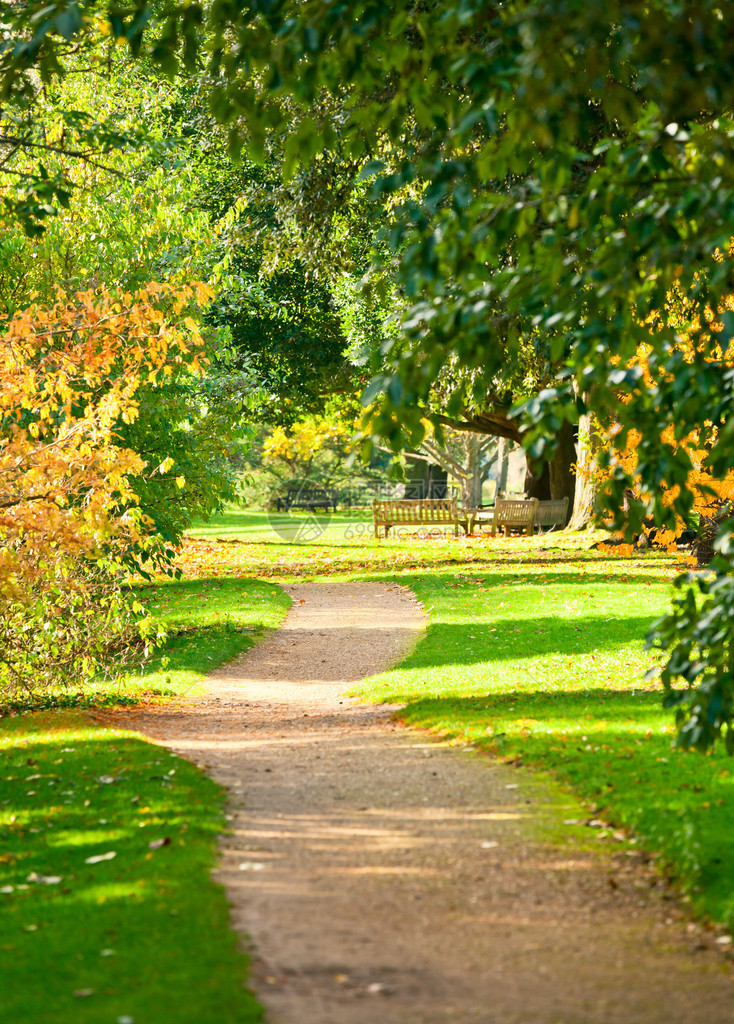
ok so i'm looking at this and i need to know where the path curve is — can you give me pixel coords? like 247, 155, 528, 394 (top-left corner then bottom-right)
123, 582, 734, 1024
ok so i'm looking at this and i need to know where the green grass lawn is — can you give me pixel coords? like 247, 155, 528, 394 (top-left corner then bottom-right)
0, 712, 263, 1024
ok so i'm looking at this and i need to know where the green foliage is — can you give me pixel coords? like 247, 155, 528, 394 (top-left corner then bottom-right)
649, 566, 734, 753
0, 50, 212, 311
0, 11, 152, 234
0, 560, 161, 703
117, 359, 259, 570
200, 158, 361, 423
207, 263, 353, 423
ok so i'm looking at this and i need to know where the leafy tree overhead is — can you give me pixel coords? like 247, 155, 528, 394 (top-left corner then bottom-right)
198, 152, 364, 423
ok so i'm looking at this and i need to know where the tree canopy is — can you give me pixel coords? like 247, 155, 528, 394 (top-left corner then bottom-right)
5, 0, 734, 749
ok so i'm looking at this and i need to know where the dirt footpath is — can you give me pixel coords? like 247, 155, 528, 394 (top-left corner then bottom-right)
123, 582, 734, 1024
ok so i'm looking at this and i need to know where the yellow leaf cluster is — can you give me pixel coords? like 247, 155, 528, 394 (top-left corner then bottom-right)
262, 418, 352, 464
0, 282, 208, 601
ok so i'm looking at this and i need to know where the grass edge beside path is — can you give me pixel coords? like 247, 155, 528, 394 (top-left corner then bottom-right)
0, 577, 291, 1023
0, 711, 264, 1024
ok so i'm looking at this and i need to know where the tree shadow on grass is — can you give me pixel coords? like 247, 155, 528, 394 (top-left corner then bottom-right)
358, 566, 674, 588
0, 727, 260, 1023
398, 613, 658, 670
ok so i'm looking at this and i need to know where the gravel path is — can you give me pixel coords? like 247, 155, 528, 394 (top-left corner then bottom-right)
123, 582, 734, 1024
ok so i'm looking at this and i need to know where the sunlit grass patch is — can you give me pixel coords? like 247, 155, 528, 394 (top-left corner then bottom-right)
0, 711, 262, 1024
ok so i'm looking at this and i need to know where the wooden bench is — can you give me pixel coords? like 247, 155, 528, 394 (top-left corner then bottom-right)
372, 498, 470, 538
535, 497, 569, 532
465, 505, 495, 534
276, 488, 338, 513
490, 498, 539, 537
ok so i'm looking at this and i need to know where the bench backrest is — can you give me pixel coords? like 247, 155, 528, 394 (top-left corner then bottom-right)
536, 496, 569, 526
287, 488, 334, 499
372, 498, 458, 524
494, 498, 539, 526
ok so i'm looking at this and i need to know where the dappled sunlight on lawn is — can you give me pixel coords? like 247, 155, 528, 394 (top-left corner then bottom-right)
0, 713, 260, 1023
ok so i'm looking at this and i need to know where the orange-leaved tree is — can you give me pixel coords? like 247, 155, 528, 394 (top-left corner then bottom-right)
0, 281, 211, 699
594, 290, 734, 561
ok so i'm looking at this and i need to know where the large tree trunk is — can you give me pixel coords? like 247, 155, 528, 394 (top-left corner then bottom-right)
462, 434, 484, 507
525, 457, 551, 500
524, 423, 575, 519
568, 410, 598, 529
495, 437, 510, 496
550, 420, 576, 512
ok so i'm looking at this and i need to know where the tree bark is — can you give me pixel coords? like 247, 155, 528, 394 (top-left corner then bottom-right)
568, 409, 598, 530
549, 420, 577, 512
495, 437, 510, 496
525, 457, 551, 500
